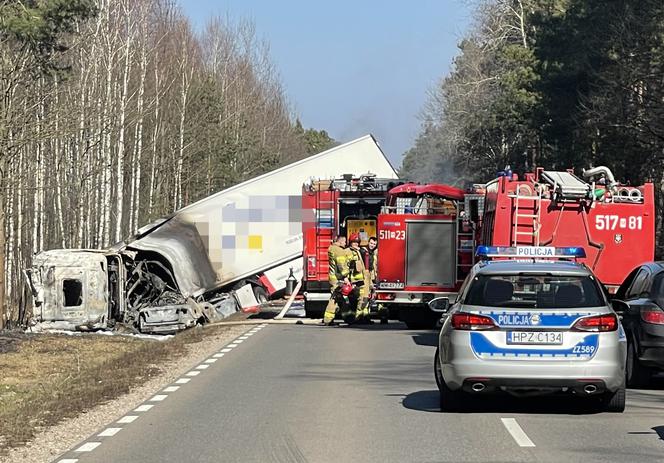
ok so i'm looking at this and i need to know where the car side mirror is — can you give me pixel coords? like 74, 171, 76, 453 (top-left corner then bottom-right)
428, 297, 450, 313
612, 299, 629, 314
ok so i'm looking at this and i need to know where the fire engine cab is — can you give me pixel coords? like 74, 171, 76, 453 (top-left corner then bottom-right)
375, 183, 477, 328
477, 166, 655, 292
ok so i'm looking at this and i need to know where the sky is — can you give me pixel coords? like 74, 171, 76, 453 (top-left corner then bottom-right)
179, 1, 473, 167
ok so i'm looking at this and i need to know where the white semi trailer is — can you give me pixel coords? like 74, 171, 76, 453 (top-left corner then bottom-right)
27, 135, 398, 332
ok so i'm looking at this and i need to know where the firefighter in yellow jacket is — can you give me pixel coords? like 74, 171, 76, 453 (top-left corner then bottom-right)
322, 235, 350, 325
347, 233, 371, 323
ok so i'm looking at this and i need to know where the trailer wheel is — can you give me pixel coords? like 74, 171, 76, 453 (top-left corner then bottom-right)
252, 285, 268, 305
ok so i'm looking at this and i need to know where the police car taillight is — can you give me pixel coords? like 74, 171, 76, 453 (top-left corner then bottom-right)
451, 313, 497, 331
571, 314, 618, 332
641, 308, 664, 325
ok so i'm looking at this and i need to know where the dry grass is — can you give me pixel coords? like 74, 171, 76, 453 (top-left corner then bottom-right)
0, 325, 231, 455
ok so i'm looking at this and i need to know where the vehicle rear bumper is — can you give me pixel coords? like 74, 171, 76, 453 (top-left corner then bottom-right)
458, 377, 609, 395
443, 359, 624, 393
638, 346, 664, 369
441, 339, 625, 392
376, 291, 457, 305
637, 328, 664, 369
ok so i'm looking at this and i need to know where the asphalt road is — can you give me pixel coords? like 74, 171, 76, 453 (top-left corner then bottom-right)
60, 322, 664, 463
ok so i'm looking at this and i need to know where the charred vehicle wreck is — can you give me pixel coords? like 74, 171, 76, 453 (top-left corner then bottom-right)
26, 217, 232, 334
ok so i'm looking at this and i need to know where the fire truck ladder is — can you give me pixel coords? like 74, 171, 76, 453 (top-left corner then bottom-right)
510, 187, 542, 246
315, 193, 335, 279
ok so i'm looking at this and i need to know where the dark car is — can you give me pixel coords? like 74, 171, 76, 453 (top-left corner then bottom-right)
614, 262, 664, 387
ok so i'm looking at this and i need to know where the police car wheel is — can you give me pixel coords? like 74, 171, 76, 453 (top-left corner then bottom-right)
434, 348, 463, 412
434, 348, 443, 389
601, 386, 626, 413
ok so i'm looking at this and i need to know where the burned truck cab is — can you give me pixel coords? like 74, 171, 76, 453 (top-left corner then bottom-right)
27, 250, 125, 330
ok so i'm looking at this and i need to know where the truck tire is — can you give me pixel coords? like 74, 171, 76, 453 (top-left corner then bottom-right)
304, 299, 326, 319
626, 339, 651, 388
402, 307, 439, 329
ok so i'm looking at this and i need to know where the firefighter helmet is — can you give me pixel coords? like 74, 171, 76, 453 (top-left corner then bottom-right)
341, 282, 354, 296
348, 233, 360, 243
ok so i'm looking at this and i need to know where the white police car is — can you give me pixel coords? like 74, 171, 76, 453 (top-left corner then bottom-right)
432, 246, 626, 412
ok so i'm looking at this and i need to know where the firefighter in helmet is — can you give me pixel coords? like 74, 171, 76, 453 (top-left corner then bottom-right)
322, 234, 350, 326
361, 236, 387, 323
347, 233, 371, 323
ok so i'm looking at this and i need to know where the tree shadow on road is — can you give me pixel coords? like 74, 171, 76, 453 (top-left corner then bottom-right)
401, 389, 605, 415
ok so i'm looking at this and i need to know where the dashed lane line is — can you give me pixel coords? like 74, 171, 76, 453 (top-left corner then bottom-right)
117, 415, 139, 424
501, 418, 536, 447
75, 442, 101, 452
55, 325, 267, 462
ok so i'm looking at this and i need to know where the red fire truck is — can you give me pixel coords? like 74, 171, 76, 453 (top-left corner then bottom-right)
374, 183, 481, 328
302, 174, 399, 317
478, 166, 655, 292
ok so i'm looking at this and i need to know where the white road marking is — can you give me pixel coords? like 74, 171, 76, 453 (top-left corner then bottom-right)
58, 327, 264, 460
501, 418, 535, 447
75, 442, 101, 452
117, 415, 139, 424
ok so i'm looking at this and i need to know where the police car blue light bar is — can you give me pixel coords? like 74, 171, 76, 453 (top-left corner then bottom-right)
475, 245, 586, 259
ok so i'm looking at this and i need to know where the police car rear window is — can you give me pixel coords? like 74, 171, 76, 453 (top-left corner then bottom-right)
464, 274, 605, 308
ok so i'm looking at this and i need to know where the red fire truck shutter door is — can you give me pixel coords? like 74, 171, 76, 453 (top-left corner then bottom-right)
406, 221, 456, 287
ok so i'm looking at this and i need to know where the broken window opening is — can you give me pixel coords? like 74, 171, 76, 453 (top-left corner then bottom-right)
63, 279, 83, 307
